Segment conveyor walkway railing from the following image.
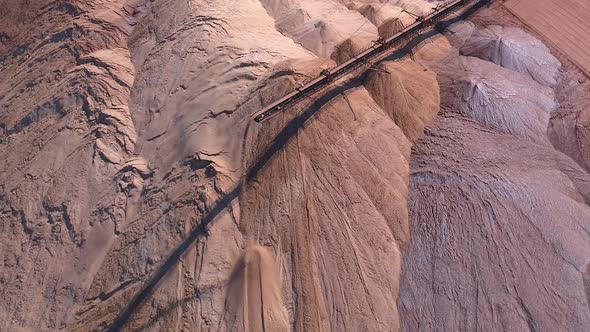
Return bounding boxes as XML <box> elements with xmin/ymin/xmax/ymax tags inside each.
<box><xmin>251</xmin><ymin>0</ymin><xmax>474</xmax><ymax>122</ymax></box>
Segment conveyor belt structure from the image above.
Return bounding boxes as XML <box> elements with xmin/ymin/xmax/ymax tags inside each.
<box><xmin>251</xmin><ymin>0</ymin><xmax>473</xmax><ymax>122</ymax></box>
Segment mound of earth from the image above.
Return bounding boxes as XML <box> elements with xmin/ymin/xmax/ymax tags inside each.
<box><xmin>331</xmin><ymin>37</ymin><xmax>370</xmax><ymax>64</ymax></box>
<box><xmin>431</xmin><ymin>55</ymin><xmax>557</xmax><ymax>145</ymax></box>
<box><xmin>412</xmin><ymin>34</ymin><xmax>453</xmax><ymax>61</ymax></box>
<box><xmin>0</xmin><ymin>0</ymin><xmax>311</xmax><ymax>329</ymax></box>
<box><xmin>358</xmin><ymin>3</ymin><xmax>414</xmax><ymax>28</ymax></box>
<box><xmin>399</xmin><ymin>112</ymin><xmax>590</xmax><ymax>332</ymax></box>
<box><xmin>274</xmin><ymin>1</ymin><xmax>377</xmax><ymax>57</ymax></box>
<box><xmin>365</xmin><ymin>59</ymin><xmax>440</xmax><ymax>142</ymax></box>
<box><xmin>2</xmin><ymin>0</ymin><xmax>589</xmax><ymax>331</ymax></box>
<box><xmin>241</xmin><ymin>88</ymin><xmax>409</xmax><ymax>330</ymax></box>
<box><xmin>258</xmin><ymin>0</ymin><xmax>296</xmax><ymax>17</ymax></box>
<box><xmin>549</xmin><ymin>68</ymin><xmax>590</xmax><ymax>172</ymax></box>
<box><xmin>443</xmin><ymin>21</ymin><xmax>476</xmax><ymax>48</ymax></box>
<box><xmin>223</xmin><ymin>245</ymin><xmax>289</xmax><ymax>331</ymax></box>
<box><xmin>378</xmin><ymin>17</ymin><xmax>407</xmax><ymax>38</ymax></box>
<box><xmin>240</xmin><ymin>61</ymin><xmax>433</xmax><ymax>329</ymax></box>
<box><xmin>399</xmin><ymin>13</ymin><xmax>590</xmax><ymax>332</ymax></box>
<box><xmin>461</xmin><ymin>25</ymin><xmax>561</xmax><ymax>86</ymax></box>
<box><xmin>388</xmin><ymin>0</ymin><xmax>438</xmax><ymax>16</ymax></box>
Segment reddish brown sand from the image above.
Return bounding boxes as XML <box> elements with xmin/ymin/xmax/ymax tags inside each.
<box><xmin>503</xmin><ymin>0</ymin><xmax>590</xmax><ymax>77</ymax></box>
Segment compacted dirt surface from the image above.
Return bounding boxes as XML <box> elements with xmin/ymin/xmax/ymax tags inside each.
<box><xmin>503</xmin><ymin>0</ymin><xmax>590</xmax><ymax>77</ymax></box>
<box><xmin>0</xmin><ymin>0</ymin><xmax>589</xmax><ymax>331</ymax></box>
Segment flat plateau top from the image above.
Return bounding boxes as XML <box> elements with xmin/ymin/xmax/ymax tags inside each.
<box><xmin>503</xmin><ymin>0</ymin><xmax>590</xmax><ymax>77</ymax></box>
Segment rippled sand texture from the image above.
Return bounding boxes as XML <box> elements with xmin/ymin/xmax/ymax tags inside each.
<box><xmin>1</xmin><ymin>0</ymin><xmax>589</xmax><ymax>331</ymax></box>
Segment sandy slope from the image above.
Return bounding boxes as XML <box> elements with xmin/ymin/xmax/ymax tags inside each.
<box><xmin>1</xmin><ymin>0</ymin><xmax>589</xmax><ymax>331</ymax></box>
<box><xmin>400</xmin><ymin>111</ymin><xmax>590</xmax><ymax>331</ymax></box>
<box><xmin>399</xmin><ymin>19</ymin><xmax>590</xmax><ymax>332</ymax></box>
<box><xmin>223</xmin><ymin>245</ymin><xmax>289</xmax><ymax>331</ymax></box>
<box><xmin>0</xmin><ymin>1</ymin><xmax>137</xmax><ymax>329</ymax></box>
<box><xmin>239</xmin><ymin>59</ymin><xmax>438</xmax><ymax>330</ymax></box>
<box><xmin>460</xmin><ymin>25</ymin><xmax>561</xmax><ymax>87</ymax></box>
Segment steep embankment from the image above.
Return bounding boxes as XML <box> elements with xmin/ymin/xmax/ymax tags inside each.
<box><xmin>239</xmin><ymin>55</ymin><xmax>440</xmax><ymax>330</ymax></box>
<box><xmin>71</xmin><ymin>0</ymin><xmax>315</xmax><ymax>330</ymax></box>
<box><xmin>0</xmin><ymin>0</ymin><xmax>309</xmax><ymax>329</ymax></box>
<box><xmin>223</xmin><ymin>245</ymin><xmax>289</xmax><ymax>331</ymax></box>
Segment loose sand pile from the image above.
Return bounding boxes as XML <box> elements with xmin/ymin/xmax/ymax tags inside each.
<box><xmin>378</xmin><ymin>17</ymin><xmax>407</xmax><ymax>38</ymax></box>
<box><xmin>400</xmin><ymin>112</ymin><xmax>590</xmax><ymax>332</ymax></box>
<box><xmin>358</xmin><ymin>3</ymin><xmax>414</xmax><ymax>28</ymax></box>
<box><xmin>365</xmin><ymin>60</ymin><xmax>440</xmax><ymax>142</ymax></box>
<box><xmin>443</xmin><ymin>20</ymin><xmax>476</xmax><ymax>48</ymax></box>
<box><xmin>399</xmin><ymin>12</ymin><xmax>590</xmax><ymax>332</ymax></box>
<box><xmin>274</xmin><ymin>1</ymin><xmax>377</xmax><ymax>57</ymax></box>
<box><xmin>223</xmin><ymin>246</ymin><xmax>289</xmax><ymax>332</ymax></box>
<box><xmin>237</xmin><ymin>53</ymin><xmax>441</xmax><ymax>330</ymax></box>
<box><xmin>431</xmin><ymin>55</ymin><xmax>557</xmax><ymax>145</ymax></box>
<box><xmin>331</xmin><ymin>37</ymin><xmax>370</xmax><ymax>64</ymax></box>
<box><xmin>388</xmin><ymin>0</ymin><xmax>438</xmax><ymax>16</ymax></box>
<box><xmin>412</xmin><ymin>34</ymin><xmax>453</xmax><ymax>61</ymax></box>
<box><xmin>461</xmin><ymin>25</ymin><xmax>561</xmax><ymax>86</ymax></box>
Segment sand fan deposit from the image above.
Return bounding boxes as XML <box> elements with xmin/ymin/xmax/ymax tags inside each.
<box><xmin>223</xmin><ymin>246</ymin><xmax>289</xmax><ymax>332</ymax></box>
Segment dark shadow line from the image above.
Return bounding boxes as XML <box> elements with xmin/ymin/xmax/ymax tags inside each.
<box><xmin>108</xmin><ymin>1</ymin><xmax>491</xmax><ymax>330</ymax></box>
<box><xmin>245</xmin><ymin>79</ymin><xmax>362</xmax><ymax>182</ymax></box>
<box><xmin>107</xmin><ymin>186</ymin><xmax>240</xmax><ymax>332</ymax></box>
<box><xmin>129</xmin><ymin>282</ymin><xmax>221</xmax><ymax>332</ymax></box>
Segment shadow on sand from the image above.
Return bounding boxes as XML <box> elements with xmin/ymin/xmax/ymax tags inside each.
<box><xmin>108</xmin><ymin>1</ymin><xmax>491</xmax><ymax>330</ymax></box>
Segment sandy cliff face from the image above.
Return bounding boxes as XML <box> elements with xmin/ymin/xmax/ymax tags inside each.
<box><xmin>1</xmin><ymin>0</ymin><xmax>589</xmax><ymax>331</ymax></box>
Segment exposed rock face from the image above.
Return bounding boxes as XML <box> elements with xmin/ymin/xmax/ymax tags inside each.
<box><xmin>1</xmin><ymin>1</ymin><xmax>589</xmax><ymax>331</ymax></box>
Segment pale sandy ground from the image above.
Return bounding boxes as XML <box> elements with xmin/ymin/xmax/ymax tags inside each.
<box><xmin>503</xmin><ymin>0</ymin><xmax>590</xmax><ymax>77</ymax></box>
<box><xmin>471</xmin><ymin>1</ymin><xmax>590</xmax><ymax>176</ymax></box>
